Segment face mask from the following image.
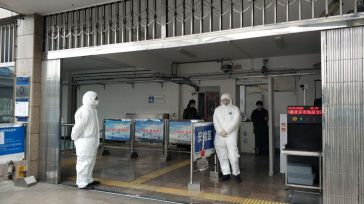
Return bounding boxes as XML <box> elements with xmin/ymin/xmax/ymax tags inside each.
<box><xmin>222</xmin><ymin>99</ymin><xmax>230</xmax><ymax>106</ymax></box>
<box><xmin>92</xmin><ymin>100</ymin><xmax>99</xmax><ymax>107</ymax></box>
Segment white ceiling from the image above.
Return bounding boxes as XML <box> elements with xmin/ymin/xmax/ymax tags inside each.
<box><xmin>0</xmin><ymin>0</ymin><xmax>117</xmax><ymax>15</ymax></box>
<box><xmin>63</xmin><ymin>31</ymin><xmax>320</xmax><ymax>72</ymax></box>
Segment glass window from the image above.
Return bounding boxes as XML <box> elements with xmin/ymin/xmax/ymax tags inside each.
<box><xmin>0</xmin><ymin>66</ymin><xmax>14</xmax><ymax>123</ymax></box>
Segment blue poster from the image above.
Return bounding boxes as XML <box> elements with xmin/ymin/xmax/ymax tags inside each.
<box><xmin>193</xmin><ymin>122</ymin><xmax>215</xmax><ymax>161</ymax></box>
<box><xmin>104</xmin><ymin>119</ymin><xmax>131</xmax><ymax>141</ymax></box>
<box><xmin>0</xmin><ymin>124</ymin><xmax>25</xmax><ymax>164</ymax></box>
<box><xmin>169</xmin><ymin>121</ymin><xmax>192</xmax><ymax>144</ymax></box>
<box><xmin>135</xmin><ymin>119</ymin><xmax>164</xmax><ymax>142</ymax></box>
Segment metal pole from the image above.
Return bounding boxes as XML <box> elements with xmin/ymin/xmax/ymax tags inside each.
<box><xmin>191</xmin><ymin>0</ymin><xmax>195</xmax><ymax>34</ymax></box>
<box><xmin>173</xmin><ymin>0</ymin><xmax>177</xmax><ymax>36</ymax></box>
<box><xmin>273</xmin><ymin>0</ymin><xmax>277</xmax><ymax>23</ymax></box>
<box><xmin>263</xmin><ymin>0</ymin><xmax>266</xmax><ymax>25</ymax></box>
<box><xmin>114</xmin><ymin>3</ymin><xmax>119</xmax><ymax>43</ymax></box>
<box><xmin>268</xmin><ymin>77</ymin><xmax>274</xmax><ymax>176</ymax></box>
<box><xmin>325</xmin><ymin>0</ymin><xmax>328</xmax><ymax>16</ymax></box>
<box><xmin>153</xmin><ymin>0</ymin><xmax>157</xmax><ymax>39</ymax></box>
<box><xmin>210</xmin><ymin>0</ymin><xmax>213</xmax><ymax>32</ymax></box>
<box><xmin>11</xmin><ymin>24</ymin><xmax>14</xmax><ymax>61</ymax></box>
<box><xmin>200</xmin><ymin>0</ymin><xmax>204</xmax><ymax>33</ymax></box>
<box><xmin>100</xmin><ymin>6</ymin><xmax>105</xmax><ymax>45</ymax></box>
<box><xmin>137</xmin><ymin>0</ymin><xmax>141</xmax><ymax>41</ymax></box>
<box><xmin>240</xmin><ymin>0</ymin><xmax>243</xmax><ymax>27</ymax></box>
<box><xmin>102</xmin><ymin>120</ymin><xmax>106</xmax><ymax>154</ymax></box>
<box><xmin>130</xmin><ymin>2</ymin><xmax>133</xmax><ymax>42</ymax></box>
<box><xmin>7</xmin><ymin>25</ymin><xmax>10</xmax><ymax>62</ymax></box>
<box><xmin>311</xmin><ymin>0</ymin><xmax>315</xmax><ymax>19</ymax></box>
<box><xmin>163</xmin><ymin>119</ymin><xmax>169</xmax><ymax>160</ymax></box>
<box><xmin>123</xmin><ymin>1</ymin><xmax>126</xmax><ymax>42</ymax></box>
<box><xmin>81</xmin><ymin>10</ymin><xmax>85</xmax><ymax>47</ymax></box>
<box><xmin>229</xmin><ymin>0</ymin><xmax>233</xmax><ymax>29</ymax></box>
<box><xmin>298</xmin><ymin>0</ymin><xmax>302</xmax><ymax>20</ymax></box>
<box><xmin>93</xmin><ymin>8</ymin><xmax>98</xmax><ymax>46</ymax></box>
<box><xmin>340</xmin><ymin>0</ymin><xmax>343</xmax><ymax>15</ymax></box>
<box><xmin>220</xmin><ymin>0</ymin><xmax>223</xmax><ymax>30</ymax></box>
<box><xmin>190</xmin><ymin>122</ymin><xmax>194</xmax><ymax>184</ymax></box>
<box><xmin>107</xmin><ymin>4</ymin><xmax>111</xmax><ymax>44</ymax></box>
<box><xmin>145</xmin><ymin>0</ymin><xmax>149</xmax><ymax>40</ymax></box>
<box><xmin>251</xmin><ymin>0</ymin><xmax>255</xmax><ymax>26</ymax></box>
<box><xmin>87</xmin><ymin>9</ymin><xmax>91</xmax><ymax>46</ymax></box>
<box><xmin>56</xmin><ymin>15</ymin><xmax>60</xmax><ymax>51</ymax></box>
<box><xmin>286</xmin><ymin>0</ymin><xmax>289</xmax><ymax>22</ymax></box>
<box><xmin>182</xmin><ymin>0</ymin><xmax>186</xmax><ymax>35</ymax></box>
<box><xmin>161</xmin><ymin>0</ymin><xmax>167</xmax><ymax>39</ymax></box>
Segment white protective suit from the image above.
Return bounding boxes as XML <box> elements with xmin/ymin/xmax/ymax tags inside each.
<box><xmin>71</xmin><ymin>91</ymin><xmax>100</xmax><ymax>188</ymax></box>
<box><xmin>213</xmin><ymin>93</ymin><xmax>242</xmax><ymax>176</ymax></box>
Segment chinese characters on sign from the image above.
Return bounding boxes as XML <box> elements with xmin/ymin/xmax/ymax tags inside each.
<box><xmin>104</xmin><ymin>119</ymin><xmax>131</xmax><ymax>141</ymax></box>
<box><xmin>169</xmin><ymin>121</ymin><xmax>192</xmax><ymax>144</ymax></box>
<box><xmin>0</xmin><ymin>124</ymin><xmax>25</xmax><ymax>164</ymax></box>
<box><xmin>193</xmin><ymin>122</ymin><xmax>215</xmax><ymax>161</ymax></box>
<box><xmin>135</xmin><ymin>119</ymin><xmax>164</xmax><ymax>142</ymax></box>
<box><xmin>287</xmin><ymin>106</ymin><xmax>322</xmax><ymax>115</ymax></box>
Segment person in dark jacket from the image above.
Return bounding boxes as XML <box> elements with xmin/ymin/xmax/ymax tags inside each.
<box><xmin>183</xmin><ymin>99</ymin><xmax>200</xmax><ymax>120</ymax></box>
<box><xmin>251</xmin><ymin>101</ymin><xmax>269</xmax><ymax>156</ymax></box>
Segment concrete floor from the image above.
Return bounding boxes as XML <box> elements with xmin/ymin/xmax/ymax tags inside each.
<box><xmin>60</xmin><ymin>145</ymin><xmax>322</xmax><ymax>203</ymax></box>
<box><xmin>0</xmin><ymin>181</ymin><xmax>177</xmax><ymax>204</ymax></box>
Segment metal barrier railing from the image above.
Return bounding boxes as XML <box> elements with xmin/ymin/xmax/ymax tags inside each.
<box><xmin>101</xmin><ymin>119</ymin><xmax>174</xmax><ymax>160</ymax></box>
<box><xmin>60</xmin><ymin>123</ymin><xmax>75</xmax><ymax>150</ymax></box>
<box><xmin>44</xmin><ymin>0</ymin><xmax>364</xmax><ymax>51</ymax></box>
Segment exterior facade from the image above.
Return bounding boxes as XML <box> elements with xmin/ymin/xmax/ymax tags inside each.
<box><xmin>0</xmin><ymin>0</ymin><xmax>364</xmax><ymax>203</ymax></box>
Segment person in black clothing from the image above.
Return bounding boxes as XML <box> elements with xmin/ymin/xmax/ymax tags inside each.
<box><xmin>251</xmin><ymin>101</ymin><xmax>269</xmax><ymax>156</ymax></box>
<box><xmin>183</xmin><ymin>99</ymin><xmax>200</xmax><ymax>120</ymax></box>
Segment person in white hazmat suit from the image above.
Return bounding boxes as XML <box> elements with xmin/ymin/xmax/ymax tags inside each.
<box><xmin>71</xmin><ymin>91</ymin><xmax>101</xmax><ymax>189</ymax></box>
<box><xmin>213</xmin><ymin>93</ymin><xmax>242</xmax><ymax>183</ymax></box>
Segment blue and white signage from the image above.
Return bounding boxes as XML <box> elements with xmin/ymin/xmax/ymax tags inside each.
<box><xmin>104</xmin><ymin>119</ymin><xmax>131</xmax><ymax>141</ymax></box>
<box><xmin>0</xmin><ymin>124</ymin><xmax>25</xmax><ymax>164</ymax></box>
<box><xmin>193</xmin><ymin>122</ymin><xmax>215</xmax><ymax>161</ymax></box>
<box><xmin>169</xmin><ymin>121</ymin><xmax>192</xmax><ymax>144</ymax></box>
<box><xmin>135</xmin><ymin>119</ymin><xmax>164</xmax><ymax>142</ymax></box>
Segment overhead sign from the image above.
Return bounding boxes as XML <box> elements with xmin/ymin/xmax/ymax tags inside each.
<box><xmin>0</xmin><ymin>124</ymin><xmax>25</xmax><ymax>164</ymax></box>
<box><xmin>135</xmin><ymin>119</ymin><xmax>164</xmax><ymax>142</ymax></box>
<box><xmin>169</xmin><ymin>121</ymin><xmax>192</xmax><ymax>144</ymax></box>
<box><xmin>288</xmin><ymin>106</ymin><xmax>322</xmax><ymax>115</ymax></box>
<box><xmin>193</xmin><ymin>122</ymin><xmax>215</xmax><ymax>161</ymax></box>
<box><xmin>104</xmin><ymin>119</ymin><xmax>131</xmax><ymax>141</ymax></box>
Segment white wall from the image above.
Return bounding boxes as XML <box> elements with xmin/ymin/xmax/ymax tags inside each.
<box><xmin>62</xmin><ymin>53</ymin><xmax>321</xmax><ymax>132</ymax></box>
<box><xmin>74</xmin><ymin>82</ymin><xmax>179</xmax><ymax>125</ymax></box>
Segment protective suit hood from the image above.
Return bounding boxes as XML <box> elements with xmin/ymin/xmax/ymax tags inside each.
<box><xmin>82</xmin><ymin>91</ymin><xmax>99</xmax><ymax>107</ymax></box>
<box><xmin>221</xmin><ymin>93</ymin><xmax>232</xmax><ymax>106</ymax></box>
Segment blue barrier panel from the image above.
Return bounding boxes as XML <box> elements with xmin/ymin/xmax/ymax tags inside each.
<box><xmin>135</xmin><ymin>119</ymin><xmax>164</xmax><ymax>142</ymax></box>
<box><xmin>104</xmin><ymin>119</ymin><xmax>131</xmax><ymax>141</ymax></box>
<box><xmin>193</xmin><ymin>122</ymin><xmax>215</xmax><ymax>161</ymax></box>
<box><xmin>169</xmin><ymin>121</ymin><xmax>192</xmax><ymax>144</ymax></box>
<box><xmin>0</xmin><ymin>124</ymin><xmax>25</xmax><ymax>164</ymax></box>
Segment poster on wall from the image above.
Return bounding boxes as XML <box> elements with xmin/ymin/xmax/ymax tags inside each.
<box><xmin>15</xmin><ymin>77</ymin><xmax>30</xmax><ymax>120</ymax></box>
<box><xmin>135</xmin><ymin>119</ymin><xmax>164</xmax><ymax>142</ymax></box>
<box><xmin>148</xmin><ymin>95</ymin><xmax>165</xmax><ymax>104</ymax></box>
<box><xmin>169</xmin><ymin>121</ymin><xmax>192</xmax><ymax>144</ymax></box>
<box><xmin>193</xmin><ymin>122</ymin><xmax>215</xmax><ymax>161</ymax></box>
<box><xmin>0</xmin><ymin>124</ymin><xmax>25</xmax><ymax>164</ymax></box>
<box><xmin>104</xmin><ymin>119</ymin><xmax>131</xmax><ymax>141</ymax></box>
